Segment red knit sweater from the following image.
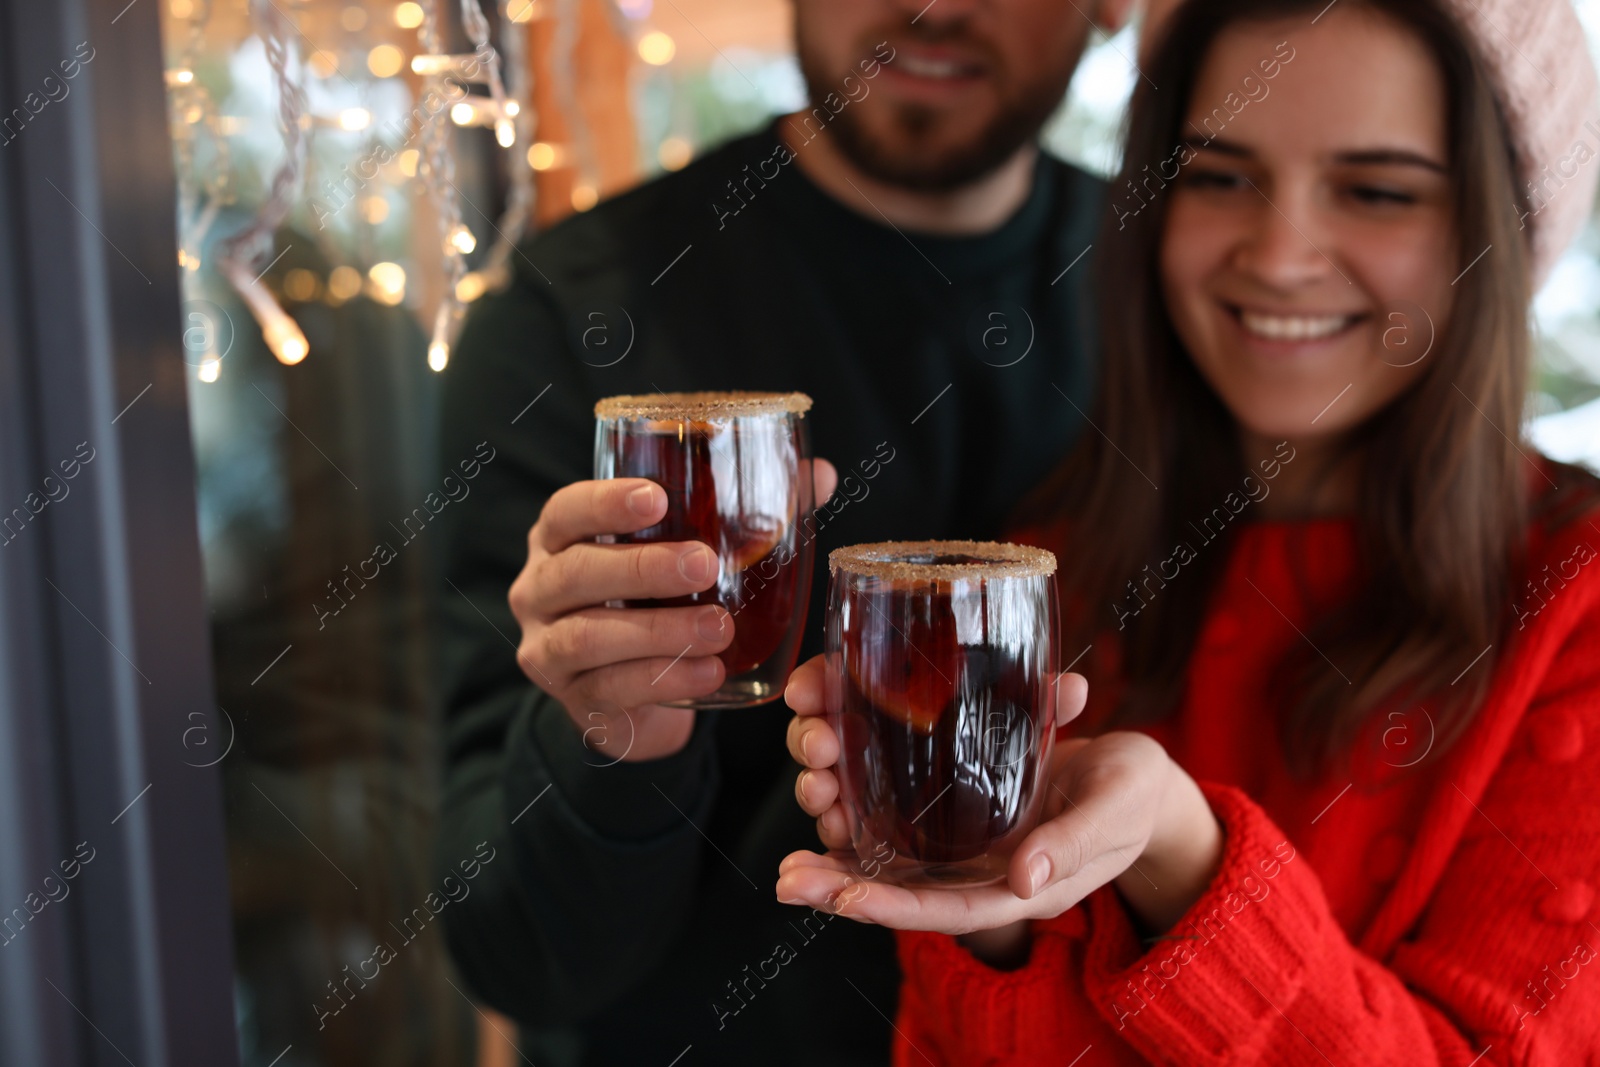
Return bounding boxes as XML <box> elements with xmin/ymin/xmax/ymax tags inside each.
<box><xmin>892</xmin><ymin>508</ymin><xmax>1600</xmax><ymax>1065</ymax></box>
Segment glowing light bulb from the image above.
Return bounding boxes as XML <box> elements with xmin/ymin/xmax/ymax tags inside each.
<box><xmin>504</xmin><ymin>100</ymin><xmax>521</xmax><ymax>118</ymax></box>
<box><xmin>571</xmin><ymin>185</ymin><xmax>598</xmax><ymax>212</ymax></box>
<box><xmin>658</xmin><ymin>136</ymin><xmax>692</xmax><ymax>171</ymax></box>
<box><xmin>395</xmin><ymin>2</ymin><xmax>425</xmax><ymax>28</ymax></box>
<box><xmin>367</xmin><ymin>261</ymin><xmax>407</xmax><ymax>305</ymax></box>
<box><xmin>455</xmin><ymin>272</ymin><xmax>487</xmax><ymax>303</ymax></box>
<box><xmin>166</xmin><ymin>68</ymin><xmax>195</xmax><ymax>87</ymax></box>
<box><xmin>367</xmin><ymin>44</ymin><xmax>405</xmax><ymax>78</ymax></box>
<box><xmin>526</xmin><ymin>141</ymin><xmax>558</xmax><ymax>170</ymax></box>
<box><xmin>410</xmin><ymin>54</ymin><xmax>459</xmax><ymax>76</ymax></box>
<box><xmin>360</xmin><ymin>196</ymin><xmax>390</xmax><ymax>224</ymax></box>
<box><xmin>450</xmin><ymin>102</ymin><xmax>475</xmax><ymax>126</ymax></box>
<box><xmin>428</xmin><ymin>341</ymin><xmax>449</xmax><ymax>372</ymax></box>
<box><xmin>328</xmin><ymin>265</ymin><xmax>363</xmax><ymax>302</ymax></box>
<box><xmin>230</xmin><ymin>267</ymin><xmax>309</xmax><ymax>367</ymax></box>
<box><xmin>495</xmin><ymin>118</ymin><xmax>516</xmax><ymax>147</ymax></box>
<box><xmin>338</xmin><ymin>107</ymin><xmax>371</xmax><ymax>131</ymax></box>
<box><xmin>637</xmin><ymin>31</ymin><xmax>675</xmax><ymax>66</ymax></box>
<box><xmin>264</xmin><ymin>316</ymin><xmax>309</xmax><ymax>365</ymax></box>
<box><xmin>447</xmin><ymin>225</ymin><xmax>478</xmax><ymax>255</ymax></box>
<box><xmin>198</xmin><ymin>357</ymin><xmax>221</xmax><ymax>382</ymax></box>
<box><xmin>283</xmin><ymin>268</ymin><xmax>321</xmax><ymax>302</ymax></box>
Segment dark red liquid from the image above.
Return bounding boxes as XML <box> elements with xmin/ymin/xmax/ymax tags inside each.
<box><xmin>833</xmin><ymin>576</ymin><xmax>1046</xmax><ymax>867</ymax></box>
<box><xmin>613</xmin><ymin>421</ymin><xmax>801</xmax><ymax>676</ymax></box>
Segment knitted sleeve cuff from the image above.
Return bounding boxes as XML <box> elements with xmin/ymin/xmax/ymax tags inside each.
<box><xmin>1080</xmin><ymin>781</ymin><xmax>1337</xmax><ymax>1061</ymax></box>
<box><xmin>891</xmin><ymin>907</ymin><xmax>1091</xmax><ymax>1064</ymax></box>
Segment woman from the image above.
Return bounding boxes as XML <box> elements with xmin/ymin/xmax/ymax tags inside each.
<box><xmin>778</xmin><ymin>0</ymin><xmax>1600</xmax><ymax>1061</ymax></box>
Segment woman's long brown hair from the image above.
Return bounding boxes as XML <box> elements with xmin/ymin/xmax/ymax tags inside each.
<box><xmin>1019</xmin><ymin>0</ymin><xmax>1600</xmax><ymax>773</ymax></box>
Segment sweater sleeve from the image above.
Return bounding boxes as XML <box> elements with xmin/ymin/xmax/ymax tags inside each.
<box><xmin>894</xmin><ymin>541</ymin><xmax>1600</xmax><ymax>1066</ymax></box>
<box><xmin>432</xmin><ymin>266</ymin><xmax>722</xmax><ymax>1024</ymax></box>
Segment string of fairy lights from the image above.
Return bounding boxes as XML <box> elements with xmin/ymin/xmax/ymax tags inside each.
<box><xmin>166</xmin><ymin>0</ymin><xmax>687</xmax><ymax>378</ymax></box>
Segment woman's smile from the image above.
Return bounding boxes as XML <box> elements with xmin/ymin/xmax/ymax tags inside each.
<box><xmin>1226</xmin><ymin>303</ymin><xmax>1370</xmax><ymax>348</ymax></box>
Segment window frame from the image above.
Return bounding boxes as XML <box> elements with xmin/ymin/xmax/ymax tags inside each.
<box><xmin>0</xmin><ymin>1</ymin><xmax>238</xmax><ymax>1063</ymax></box>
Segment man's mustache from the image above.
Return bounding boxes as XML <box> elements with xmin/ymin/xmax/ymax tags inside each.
<box><xmin>862</xmin><ymin>16</ymin><xmax>999</xmax><ymax>67</ymax></box>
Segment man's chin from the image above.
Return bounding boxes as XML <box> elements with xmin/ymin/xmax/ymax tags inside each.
<box><xmin>827</xmin><ymin>108</ymin><xmax>1035</xmax><ymax>192</ymax></box>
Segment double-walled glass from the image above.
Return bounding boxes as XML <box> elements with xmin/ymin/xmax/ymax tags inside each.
<box><xmin>594</xmin><ymin>391</ymin><xmax>815</xmax><ymax>708</ymax></box>
<box><xmin>826</xmin><ymin>541</ymin><xmax>1059</xmax><ymax>887</ymax></box>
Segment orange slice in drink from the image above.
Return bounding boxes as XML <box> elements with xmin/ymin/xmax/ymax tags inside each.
<box><xmin>726</xmin><ymin>523</ymin><xmax>784</xmax><ymax>573</ymax></box>
<box><xmin>846</xmin><ymin>606</ymin><xmax>960</xmax><ymax>734</ymax></box>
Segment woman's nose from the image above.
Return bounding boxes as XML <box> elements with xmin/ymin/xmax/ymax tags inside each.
<box><xmin>1230</xmin><ymin>184</ymin><xmax>1346</xmax><ymax>291</ymax></box>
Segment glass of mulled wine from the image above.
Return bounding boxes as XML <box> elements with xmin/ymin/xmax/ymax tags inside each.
<box><xmin>826</xmin><ymin>541</ymin><xmax>1059</xmax><ymax>888</ymax></box>
<box><xmin>594</xmin><ymin>391</ymin><xmax>815</xmax><ymax>708</ymax></box>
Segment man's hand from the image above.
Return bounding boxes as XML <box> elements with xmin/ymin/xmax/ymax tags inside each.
<box><xmin>510</xmin><ymin>461</ymin><xmax>836</xmax><ymax>763</ymax></box>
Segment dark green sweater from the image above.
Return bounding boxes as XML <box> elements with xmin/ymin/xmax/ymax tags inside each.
<box><xmin>434</xmin><ymin>119</ymin><xmax>1103</xmax><ymax>1066</ymax></box>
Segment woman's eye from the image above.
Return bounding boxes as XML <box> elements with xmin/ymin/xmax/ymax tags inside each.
<box><xmin>1182</xmin><ymin>168</ymin><xmax>1248</xmax><ymax>191</ymax></box>
<box><xmin>1348</xmin><ymin>185</ymin><xmax>1416</xmax><ymax>205</ymax></box>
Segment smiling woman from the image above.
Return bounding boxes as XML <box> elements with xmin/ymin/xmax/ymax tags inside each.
<box><xmin>1033</xmin><ymin>0</ymin><xmax>1578</xmax><ymax>760</ymax></box>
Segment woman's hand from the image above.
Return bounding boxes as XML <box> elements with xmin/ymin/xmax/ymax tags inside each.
<box><xmin>777</xmin><ymin>656</ymin><xmax>1224</xmax><ymax>951</ymax></box>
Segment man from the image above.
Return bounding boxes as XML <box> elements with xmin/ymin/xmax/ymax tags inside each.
<box><xmin>434</xmin><ymin>0</ymin><xmax>1134</xmax><ymax>1062</ymax></box>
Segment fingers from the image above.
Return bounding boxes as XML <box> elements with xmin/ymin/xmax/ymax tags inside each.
<box><xmin>811</xmin><ymin>457</ymin><xmax>838</xmax><ymax>508</ymax></box>
<box><xmin>816</xmin><ymin>805</ymin><xmax>851</xmax><ymax>851</ymax></box>
<box><xmin>774</xmin><ymin>853</ymin><xmax>907</xmax><ymax>921</ymax></box>
<box><xmin>783</xmin><ymin>654</ymin><xmax>827</xmax><ymax>717</ymax></box>
<box><xmin>534</xmin><ymin>604</ymin><xmax>732</xmax><ymax>683</ymax></box>
<box><xmin>1055</xmin><ymin>671</ymin><xmax>1089</xmax><ymax>729</ymax></box>
<box><xmin>775</xmin><ymin>854</ymin><xmax>1027</xmax><ymax>931</ymax></box>
<box><xmin>786</xmin><ymin>710</ymin><xmax>839</xmax><ymax>769</ymax></box>
<box><xmin>793</xmin><ymin>766</ymin><xmax>839</xmax><ymax>817</ymax></box>
<box><xmin>527</xmin><ymin>541</ymin><xmax>719</xmax><ymax>618</ymax></box>
<box><xmin>777</xmin><ymin>849</ymin><xmax>855</xmax><ymax>878</ymax></box>
<box><xmin>565</xmin><ymin>652</ymin><xmax>726</xmax><ymax>710</ymax></box>
<box><xmin>534</xmin><ymin>479</ymin><xmax>667</xmax><ymax>554</ymax></box>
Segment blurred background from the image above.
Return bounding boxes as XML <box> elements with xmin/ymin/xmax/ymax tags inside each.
<box><xmin>161</xmin><ymin>1</ymin><xmax>1600</xmax><ymax>1064</ymax></box>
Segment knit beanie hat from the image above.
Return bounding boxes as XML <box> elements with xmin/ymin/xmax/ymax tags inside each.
<box><xmin>1443</xmin><ymin>0</ymin><xmax>1600</xmax><ymax>286</ymax></box>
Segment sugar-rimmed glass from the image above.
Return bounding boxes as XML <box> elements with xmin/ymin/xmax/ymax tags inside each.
<box><xmin>594</xmin><ymin>391</ymin><xmax>814</xmax><ymax>708</ymax></box>
<box><xmin>826</xmin><ymin>540</ymin><xmax>1059</xmax><ymax>887</ymax></box>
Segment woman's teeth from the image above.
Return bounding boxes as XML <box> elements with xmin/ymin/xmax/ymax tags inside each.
<box><xmin>1239</xmin><ymin>310</ymin><xmax>1355</xmax><ymax>341</ymax></box>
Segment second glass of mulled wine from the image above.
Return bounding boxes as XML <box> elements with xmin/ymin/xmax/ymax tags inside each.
<box><xmin>826</xmin><ymin>540</ymin><xmax>1059</xmax><ymax>888</ymax></box>
<box><xmin>594</xmin><ymin>391</ymin><xmax>815</xmax><ymax>708</ymax></box>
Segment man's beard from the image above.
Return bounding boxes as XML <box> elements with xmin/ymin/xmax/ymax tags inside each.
<box><xmin>795</xmin><ymin>31</ymin><xmax>1075</xmax><ymax>192</ymax></box>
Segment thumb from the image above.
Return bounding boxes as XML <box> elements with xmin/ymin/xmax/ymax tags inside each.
<box><xmin>1054</xmin><ymin>671</ymin><xmax>1088</xmax><ymax>729</ymax></box>
<box><xmin>811</xmin><ymin>458</ymin><xmax>838</xmax><ymax>508</ymax></box>
<box><xmin>1007</xmin><ymin>786</ymin><xmax>1131</xmax><ymax>901</ymax></box>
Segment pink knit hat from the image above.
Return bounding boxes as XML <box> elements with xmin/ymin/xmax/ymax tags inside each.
<box><xmin>1443</xmin><ymin>0</ymin><xmax>1600</xmax><ymax>286</ymax></box>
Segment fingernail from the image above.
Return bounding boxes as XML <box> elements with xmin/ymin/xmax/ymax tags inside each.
<box><xmin>697</xmin><ymin>607</ymin><xmax>728</xmax><ymax>643</ymax></box>
<box><xmin>799</xmin><ymin>728</ymin><xmax>814</xmax><ymax>763</ymax></box>
<box><xmin>691</xmin><ymin>656</ymin><xmax>720</xmax><ymax>683</ymax></box>
<box><xmin>797</xmin><ymin>771</ymin><xmax>812</xmax><ymax>804</ymax></box>
<box><xmin>627</xmin><ymin>485</ymin><xmax>659</xmax><ymax>517</ymax></box>
<box><xmin>1027</xmin><ymin>854</ymin><xmax>1051</xmax><ymax>897</ymax></box>
<box><xmin>678</xmin><ymin>546</ymin><xmax>714</xmax><ymax>584</ymax></box>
